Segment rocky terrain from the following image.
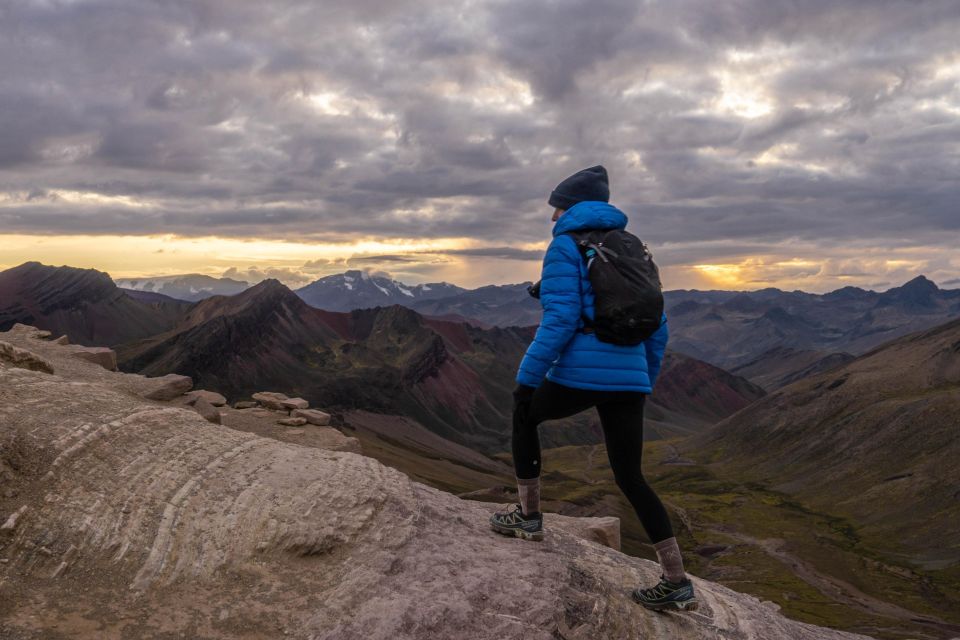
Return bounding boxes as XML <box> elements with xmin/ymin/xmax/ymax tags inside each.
<box><xmin>0</xmin><ymin>323</ymin><xmax>873</xmax><ymax>639</ymax></box>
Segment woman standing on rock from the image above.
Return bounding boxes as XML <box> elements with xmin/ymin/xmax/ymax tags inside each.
<box><xmin>489</xmin><ymin>165</ymin><xmax>697</xmax><ymax>612</ymax></box>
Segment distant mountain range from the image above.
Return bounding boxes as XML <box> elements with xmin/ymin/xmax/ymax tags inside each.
<box><xmin>664</xmin><ymin>275</ymin><xmax>960</xmax><ymax>369</ymax></box>
<box><xmin>296</xmin><ymin>270</ymin><xmax>466</xmax><ymax>308</ymax></box>
<box><xmin>0</xmin><ymin>261</ymin><xmax>761</xmax><ymax>454</ymax></box>
<box><xmin>109</xmin><ymin>268</ymin><xmax>960</xmax><ymax>376</ymax></box>
<box><xmin>114</xmin><ymin>273</ymin><xmax>250</xmax><ymax>302</ymax></box>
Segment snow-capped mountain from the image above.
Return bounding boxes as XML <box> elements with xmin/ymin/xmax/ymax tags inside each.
<box><xmin>294</xmin><ymin>270</ymin><xmax>467</xmax><ymax>311</ymax></box>
<box><xmin>114</xmin><ymin>274</ymin><xmax>250</xmax><ymax>302</ymax></box>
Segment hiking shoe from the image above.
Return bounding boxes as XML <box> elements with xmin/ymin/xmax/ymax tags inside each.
<box><xmin>632</xmin><ymin>574</ymin><xmax>698</xmax><ymax>611</ymax></box>
<box><xmin>490</xmin><ymin>504</ymin><xmax>544</xmax><ymax>541</ymax></box>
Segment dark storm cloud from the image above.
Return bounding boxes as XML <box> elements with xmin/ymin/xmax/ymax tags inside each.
<box><xmin>1</xmin><ymin>0</ymin><xmax>958</xmax><ymax>265</ymax></box>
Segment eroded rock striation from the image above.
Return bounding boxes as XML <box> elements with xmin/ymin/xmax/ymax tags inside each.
<box><xmin>0</xmin><ymin>325</ymin><xmax>870</xmax><ymax>640</ymax></box>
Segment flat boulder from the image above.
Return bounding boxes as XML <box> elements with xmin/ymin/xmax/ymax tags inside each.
<box><xmin>278</xmin><ymin>417</ymin><xmax>307</xmax><ymax>426</ymax></box>
<box><xmin>142</xmin><ymin>374</ymin><xmax>193</xmax><ymax>401</ymax></box>
<box><xmin>69</xmin><ymin>346</ymin><xmax>117</xmax><ymax>371</ymax></box>
<box><xmin>52</xmin><ymin>335</ymin><xmax>70</xmax><ymax>345</ymax></box>
<box><xmin>292</xmin><ymin>408</ymin><xmax>331</xmax><ymax>426</ymax></box>
<box><xmin>280</xmin><ymin>397</ymin><xmax>309</xmax><ymax>411</ymax></box>
<box><xmin>233</xmin><ymin>401</ymin><xmax>258</xmax><ymax>409</ymax></box>
<box><xmin>185</xmin><ymin>390</ymin><xmax>227</xmax><ymax>407</ymax></box>
<box><xmin>252</xmin><ymin>391</ymin><xmax>290</xmax><ymax>410</ymax></box>
<box><xmin>0</xmin><ymin>341</ymin><xmax>54</xmax><ymax>374</ymax></box>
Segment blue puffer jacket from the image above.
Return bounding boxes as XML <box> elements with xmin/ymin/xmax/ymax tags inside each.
<box><xmin>516</xmin><ymin>201</ymin><xmax>668</xmax><ymax>393</ymax></box>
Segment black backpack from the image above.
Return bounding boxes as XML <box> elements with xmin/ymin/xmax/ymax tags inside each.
<box><xmin>566</xmin><ymin>229</ymin><xmax>664</xmax><ymax>345</ymax></box>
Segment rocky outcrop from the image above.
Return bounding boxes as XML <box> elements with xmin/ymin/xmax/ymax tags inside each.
<box><xmin>0</xmin><ymin>324</ymin><xmax>870</xmax><ymax>640</ymax></box>
<box><xmin>0</xmin><ymin>340</ymin><xmax>54</xmax><ymax>374</ymax></box>
<box><xmin>252</xmin><ymin>391</ymin><xmax>293</xmax><ymax>410</ymax></box>
<box><xmin>69</xmin><ymin>345</ymin><xmax>118</xmax><ymax>371</ymax></box>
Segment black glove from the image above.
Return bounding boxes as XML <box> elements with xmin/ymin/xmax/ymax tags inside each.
<box><xmin>513</xmin><ymin>384</ymin><xmax>536</xmax><ymax>424</ymax></box>
<box><xmin>527</xmin><ymin>280</ymin><xmax>542</xmax><ymax>299</ymax></box>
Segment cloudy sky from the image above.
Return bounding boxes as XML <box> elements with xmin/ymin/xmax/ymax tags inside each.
<box><xmin>1</xmin><ymin>0</ymin><xmax>958</xmax><ymax>292</ymax></box>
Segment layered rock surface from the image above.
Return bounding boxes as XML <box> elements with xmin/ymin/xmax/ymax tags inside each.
<box><xmin>0</xmin><ymin>325</ymin><xmax>869</xmax><ymax>639</ymax></box>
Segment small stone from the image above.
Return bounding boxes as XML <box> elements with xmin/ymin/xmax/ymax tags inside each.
<box><xmin>291</xmin><ymin>409</ymin><xmax>331</xmax><ymax>426</ymax></box>
<box><xmin>585</xmin><ymin>517</ymin><xmax>621</xmax><ymax>551</ymax></box>
<box><xmin>143</xmin><ymin>374</ymin><xmax>194</xmax><ymax>401</ymax></box>
<box><xmin>30</xmin><ymin>330</ymin><xmax>52</xmax><ymax>339</ymax></box>
<box><xmin>280</xmin><ymin>398</ymin><xmax>309</xmax><ymax>411</ymax></box>
<box><xmin>192</xmin><ymin>397</ymin><xmax>222</xmax><ymax>424</ymax></box>
<box><xmin>185</xmin><ymin>390</ymin><xmax>227</xmax><ymax>407</ymax></box>
<box><xmin>1</xmin><ymin>505</ymin><xmax>28</xmax><ymax>532</ymax></box>
<box><xmin>278</xmin><ymin>417</ymin><xmax>307</xmax><ymax>426</ymax></box>
<box><xmin>53</xmin><ymin>335</ymin><xmax>70</xmax><ymax>345</ymax></box>
<box><xmin>234</xmin><ymin>401</ymin><xmax>258</xmax><ymax>409</ymax></box>
<box><xmin>69</xmin><ymin>346</ymin><xmax>117</xmax><ymax>371</ymax></box>
<box><xmin>252</xmin><ymin>391</ymin><xmax>290</xmax><ymax>410</ymax></box>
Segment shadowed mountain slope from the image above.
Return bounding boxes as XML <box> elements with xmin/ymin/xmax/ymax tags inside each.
<box><xmin>0</xmin><ymin>261</ymin><xmax>189</xmax><ymax>346</ymax></box>
<box><xmin>685</xmin><ymin>314</ymin><xmax>960</xmax><ymax>566</ymax></box>
<box><xmin>729</xmin><ymin>346</ymin><xmax>856</xmax><ymax>391</ymax></box>
<box><xmin>654</xmin><ymin>352</ymin><xmax>767</xmax><ymax>425</ymax></box>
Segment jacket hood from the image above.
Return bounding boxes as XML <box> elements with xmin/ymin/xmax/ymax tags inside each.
<box><xmin>551</xmin><ymin>201</ymin><xmax>628</xmax><ymax>237</ymax></box>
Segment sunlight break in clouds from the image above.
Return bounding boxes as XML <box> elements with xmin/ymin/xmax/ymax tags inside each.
<box><xmin>0</xmin><ymin>0</ymin><xmax>958</xmax><ymax>291</ymax></box>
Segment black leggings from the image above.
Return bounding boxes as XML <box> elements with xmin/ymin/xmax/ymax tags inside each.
<box><xmin>512</xmin><ymin>378</ymin><xmax>675</xmax><ymax>543</ymax></box>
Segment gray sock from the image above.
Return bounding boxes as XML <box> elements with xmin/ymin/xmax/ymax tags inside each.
<box><xmin>516</xmin><ymin>476</ymin><xmax>540</xmax><ymax>516</ymax></box>
<box><xmin>653</xmin><ymin>537</ymin><xmax>687</xmax><ymax>583</ymax></box>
